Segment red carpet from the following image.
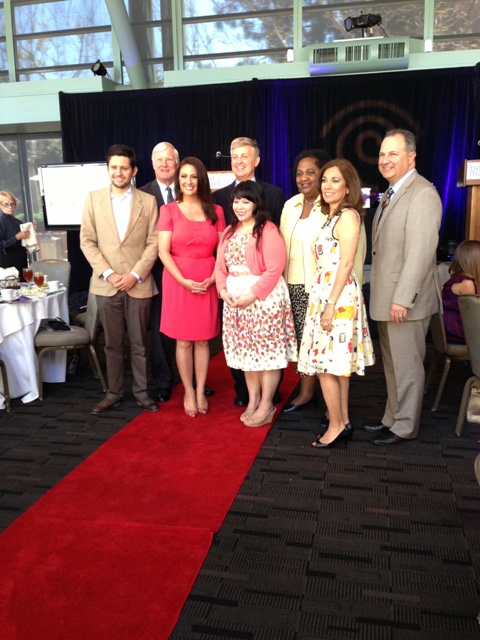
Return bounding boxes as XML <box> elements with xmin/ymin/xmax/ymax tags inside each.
<box><xmin>0</xmin><ymin>515</ymin><xmax>211</xmax><ymax>640</ymax></box>
<box><xmin>0</xmin><ymin>353</ymin><xmax>298</xmax><ymax>639</ymax></box>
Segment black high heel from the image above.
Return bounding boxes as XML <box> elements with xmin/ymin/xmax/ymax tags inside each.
<box><xmin>282</xmin><ymin>395</ymin><xmax>318</xmax><ymax>413</ymax></box>
<box><xmin>312</xmin><ymin>425</ymin><xmax>352</xmax><ymax>449</ymax></box>
<box><xmin>315</xmin><ymin>413</ymin><xmax>330</xmax><ymax>437</ymax></box>
<box><xmin>316</xmin><ymin>421</ymin><xmax>352</xmax><ymax>440</ymax></box>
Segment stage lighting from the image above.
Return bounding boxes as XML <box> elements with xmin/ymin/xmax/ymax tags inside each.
<box><xmin>91</xmin><ymin>60</ymin><xmax>108</xmax><ymax>77</ymax></box>
<box><xmin>344</xmin><ymin>13</ymin><xmax>382</xmax><ymax>33</ymax></box>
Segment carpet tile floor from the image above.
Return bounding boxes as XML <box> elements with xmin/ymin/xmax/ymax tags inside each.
<box><xmin>1</xmin><ymin>340</ymin><xmax>480</xmax><ymax>639</ymax></box>
<box><xmin>170</xmin><ymin>348</ymin><xmax>480</xmax><ymax>640</ymax></box>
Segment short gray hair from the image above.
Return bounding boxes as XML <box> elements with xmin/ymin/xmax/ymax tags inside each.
<box><xmin>230</xmin><ymin>137</ymin><xmax>260</xmax><ymax>158</ymax></box>
<box><xmin>152</xmin><ymin>141</ymin><xmax>180</xmax><ymax>164</ymax></box>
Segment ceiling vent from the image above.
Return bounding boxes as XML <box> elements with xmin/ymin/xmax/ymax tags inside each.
<box><xmin>309</xmin><ymin>37</ymin><xmax>425</xmax><ymax>75</ymax></box>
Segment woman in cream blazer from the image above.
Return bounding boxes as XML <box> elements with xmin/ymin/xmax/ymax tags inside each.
<box><xmin>280</xmin><ymin>149</ymin><xmax>367</xmax><ymax>416</ymax></box>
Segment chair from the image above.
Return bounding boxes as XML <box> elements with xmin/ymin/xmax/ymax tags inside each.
<box><xmin>475</xmin><ymin>453</ymin><xmax>480</xmax><ymax>624</ymax></box>
<box><xmin>72</xmin><ymin>283</ymin><xmax>103</xmax><ymax>347</ymax></box>
<box><xmin>34</xmin><ymin>294</ymin><xmax>106</xmax><ymax>400</ymax></box>
<box><xmin>437</xmin><ymin>261</ymin><xmax>451</xmax><ymax>287</ymax></box>
<box><xmin>455</xmin><ymin>295</ymin><xmax>480</xmax><ymax>436</ymax></box>
<box><xmin>475</xmin><ymin>454</ymin><xmax>480</xmax><ymax>488</ymax></box>
<box><xmin>33</xmin><ymin>259</ymin><xmax>71</xmax><ymax>294</ymax></box>
<box><xmin>424</xmin><ymin>311</ymin><xmax>469</xmax><ymax>411</ymax></box>
<box><xmin>0</xmin><ymin>357</ymin><xmax>11</xmax><ymax>412</ymax></box>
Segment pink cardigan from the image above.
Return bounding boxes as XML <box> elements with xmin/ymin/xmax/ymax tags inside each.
<box><xmin>215</xmin><ymin>221</ymin><xmax>286</xmax><ymax>301</ymax></box>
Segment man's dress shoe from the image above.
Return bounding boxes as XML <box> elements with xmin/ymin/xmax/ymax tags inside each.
<box><xmin>234</xmin><ymin>394</ymin><xmax>248</xmax><ymax>407</ymax></box>
<box><xmin>136</xmin><ymin>397</ymin><xmax>160</xmax><ymax>412</ymax></box>
<box><xmin>362</xmin><ymin>423</ymin><xmax>389</xmax><ymax>433</ymax></box>
<box><xmin>156</xmin><ymin>388</ymin><xmax>171</xmax><ymax>403</ymax></box>
<box><xmin>372</xmin><ymin>433</ymin><xmax>409</xmax><ymax>446</ymax></box>
<box><xmin>91</xmin><ymin>396</ymin><xmax>122</xmax><ymax>415</ymax></box>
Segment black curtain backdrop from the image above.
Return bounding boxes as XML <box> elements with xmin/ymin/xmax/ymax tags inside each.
<box><xmin>60</xmin><ymin>66</ymin><xmax>480</xmax><ymax>293</ymax></box>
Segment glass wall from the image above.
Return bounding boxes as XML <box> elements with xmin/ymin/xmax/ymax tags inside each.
<box><xmin>434</xmin><ymin>0</ymin><xmax>480</xmax><ymax>51</ymax></box>
<box><xmin>1</xmin><ymin>1</ymin><xmax>478</xmax><ymax>80</ymax></box>
<box><xmin>12</xmin><ymin>0</ymin><xmax>112</xmax><ymax>80</ymax></box>
<box><xmin>0</xmin><ymin>134</ymin><xmax>67</xmax><ymax>261</ymax></box>
<box><xmin>129</xmin><ymin>0</ymin><xmax>173</xmax><ymax>84</ymax></box>
<box><xmin>183</xmin><ymin>0</ymin><xmax>294</xmax><ymax>68</ymax></box>
<box><xmin>303</xmin><ymin>1</ymin><xmax>424</xmax><ymax>45</ymax></box>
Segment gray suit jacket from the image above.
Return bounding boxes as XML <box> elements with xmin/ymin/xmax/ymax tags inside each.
<box><xmin>370</xmin><ymin>170</ymin><xmax>443</xmax><ymax>321</ymax></box>
<box><xmin>80</xmin><ymin>186</ymin><xmax>159</xmax><ymax>298</ymax></box>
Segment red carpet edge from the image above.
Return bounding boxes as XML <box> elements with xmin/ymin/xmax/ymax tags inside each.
<box><xmin>0</xmin><ymin>354</ymin><xmax>299</xmax><ymax>639</ymax></box>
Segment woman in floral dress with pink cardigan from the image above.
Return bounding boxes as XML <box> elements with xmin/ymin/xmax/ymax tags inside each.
<box><xmin>215</xmin><ymin>181</ymin><xmax>297</xmax><ymax>428</ymax></box>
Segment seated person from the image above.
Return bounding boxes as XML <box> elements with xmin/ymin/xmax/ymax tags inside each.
<box><xmin>442</xmin><ymin>240</ymin><xmax>480</xmax><ymax>344</ymax></box>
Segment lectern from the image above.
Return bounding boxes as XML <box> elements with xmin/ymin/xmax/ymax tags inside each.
<box><xmin>457</xmin><ymin>159</ymin><xmax>480</xmax><ymax>240</ymax></box>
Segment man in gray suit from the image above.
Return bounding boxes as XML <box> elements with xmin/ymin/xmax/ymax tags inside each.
<box><xmin>364</xmin><ymin>129</ymin><xmax>442</xmax><ymax>445</ymax></box>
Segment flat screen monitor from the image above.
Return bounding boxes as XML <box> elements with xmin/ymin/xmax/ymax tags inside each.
<box><xmin>39</xmin><ymin>163</ymin><xmax>110</xmax><ymax>230</ymax></box>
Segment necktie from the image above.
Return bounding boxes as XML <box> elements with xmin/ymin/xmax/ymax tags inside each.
<box><xmin>376</xmin><ymin>187</ymin><xmax>394</xmax><ymax>228</ymax></box>
<box><xmin>166</xmin><ymin>186</ymin><xmax>174</xmax><ymax>204</ymax></box>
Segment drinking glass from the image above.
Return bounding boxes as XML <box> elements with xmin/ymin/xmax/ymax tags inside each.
<box><xmin>33</xmin><ymin>272</ymin><xmax>44</xmax><ymax>289</ymax></box>
<box><xmin>23</xmin><ymin>267</ymin><xmax>33</xmax><ymax>284</ymax></box>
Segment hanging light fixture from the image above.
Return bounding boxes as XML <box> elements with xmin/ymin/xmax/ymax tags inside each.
<box><xmin>91</xmin><ymin>60</ymin><xmax>108</xmax><ymax>77</ymax></box>
<box><xmin>344</xmin><ymin>14</ymin><xmax>382</xmax><ymax>36</ymax></box>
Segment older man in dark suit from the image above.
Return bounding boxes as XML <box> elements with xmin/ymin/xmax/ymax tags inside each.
<box><xmin>139</xmin><ymin>142</ymin><xmax>179</xmax><ymax>403</ymax></box>
<box><xmin>365</xmin><ymin>129</ymin><xmax>443</xmax><ymax>445</ymax></box>
<box><xmin>213</xmin><ymin>137</ymin><xmax>286</xmax><ymax>406</ymax></box>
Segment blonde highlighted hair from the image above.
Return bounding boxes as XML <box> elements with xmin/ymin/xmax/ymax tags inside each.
<box><xmin>0</xmin><ymin>191</ymin><xmax>20</xmax><ymax>206</ymax></box>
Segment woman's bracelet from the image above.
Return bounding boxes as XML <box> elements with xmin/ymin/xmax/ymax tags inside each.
<box><xmin>326</xmin><ymin>299</ymin><xmax>336</xmax><ymax>306</ymax></box>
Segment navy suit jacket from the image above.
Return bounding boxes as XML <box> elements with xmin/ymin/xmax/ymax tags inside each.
<box><xmin>138</xmin><ymin>179</ymin><xmax>166</xmax><ymax>286</ymax></box>
<box><xmin>138</xmin><ymin>179</ymin><xmax>166</xmax><ymax>209</ymax></box>
<box><xmin>213</xmin><ymin>179</ymin><xmax>286</xmax><ymax>227</ymax></box>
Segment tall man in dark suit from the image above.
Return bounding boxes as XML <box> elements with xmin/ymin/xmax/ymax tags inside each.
<box><xmin>365</xmin><ymin>129</ymin><xmax>443</xmax><ymax>445</ymax></box>
<box><xmin>213</xmin><ymin>137</ymin><xmax>286</xmax><ymax>406</ymax></box>
<box><xmin>81</xmin><ymin>144</ymin><xmax>159</xmax><ymax>415</ymax></box>
<box><xmin>213</xmin><ymin>137</ymin><xmax>286</xmax><ymax>227</ymax></box>
<box><xmin>139</xmin><ymin>142</ymin><xmax>179</xmax><ymax>403</ymax></box>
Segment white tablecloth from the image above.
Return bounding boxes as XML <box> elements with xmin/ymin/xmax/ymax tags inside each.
<box><xmin>0</xmin><ymin>291</ymin><xmax>69</xmax><ymax>408</ymax></box>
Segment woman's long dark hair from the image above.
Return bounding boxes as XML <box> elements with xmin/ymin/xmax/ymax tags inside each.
<box><xmin>226</xmin><ymin>180</ymin><xmax>272</xmax><ymax>248</ymax></box>
<box><xmin>318</xmin><ymin>159</ymin><xmax>366</xmax><ymax>221</ymax></box>
<box><xmin>174</xmin><ymin>156</ymin><xmax>217</xmax><ymax>224</ymax></box>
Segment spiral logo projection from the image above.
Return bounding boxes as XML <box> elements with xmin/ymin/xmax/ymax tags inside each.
<box><xmin>321</xmin><ymin>100</ymin><xmax>419</xmax><ymax>197</ymax></box>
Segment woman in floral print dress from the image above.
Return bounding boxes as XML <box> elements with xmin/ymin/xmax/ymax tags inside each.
<box><xmin>297</xmin><ymin>159</ymin><xmax>375</xmax><ymax>448</ymax></box>
<box><xmin>215</xmin><ymin>181</ymin><xmax>297</xmax><ymax>427</ymax></box>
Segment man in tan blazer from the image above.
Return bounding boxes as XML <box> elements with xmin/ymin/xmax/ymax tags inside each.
<box><xmin>365</xmin><ymin>129</ymin><xmax>442</xmax><ymax>444</ymax></box>
<box><xmin>81</xmin><ymin>144</ymin><xmax>159</xmax><ymax>415</ymax></box>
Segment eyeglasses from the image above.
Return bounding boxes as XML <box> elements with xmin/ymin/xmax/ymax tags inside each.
<box><xmin>0</xmin><ymin>202</ymin><xmax>17</xmax><ymax>208</ymax></box>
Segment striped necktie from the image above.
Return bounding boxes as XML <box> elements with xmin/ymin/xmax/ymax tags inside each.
<box><xmin>166</xmin><ymin>186</ymin><xmax>174</xmax><ymax>204</ymax></box>
<box><xmin>376</xmin><ymin>187</ymin><xmax>394</xmax><ymax>228</ymax></box>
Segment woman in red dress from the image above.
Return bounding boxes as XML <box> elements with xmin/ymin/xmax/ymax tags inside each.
<box><xmin>158</xmin><ymin>157</ymin><xmax>226</xmax><ymax>417</ymax></box>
